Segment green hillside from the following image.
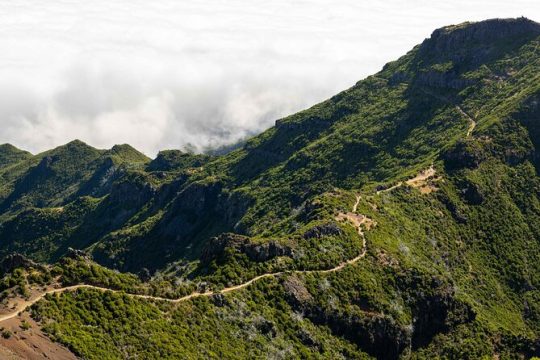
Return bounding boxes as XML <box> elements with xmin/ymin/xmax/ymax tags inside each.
<box><xmin>0</xmin><ymin>17</ymin><xmax>539</xmax><ymax>358</ymax></box>
<box><xmin>0</xmin><ymin>144</ymin><xmax>32</xmax><ymax>169</ymax></box>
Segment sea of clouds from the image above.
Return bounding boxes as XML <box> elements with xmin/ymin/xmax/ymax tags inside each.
<box><xmin>0</xmin><ymin>0</ymin><xmax>538</xmax><ymax>155</ymax></box>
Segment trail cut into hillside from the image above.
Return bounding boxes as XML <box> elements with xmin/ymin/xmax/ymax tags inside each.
<box><xmin>377</xmin><ymin>165</ymin><xmax>440</xmax><ymax>195</ymax></box>
<box><xmin>0</xmin><ymin>195</ymin><xmax>373</xmax><ymax>322</ymax></box>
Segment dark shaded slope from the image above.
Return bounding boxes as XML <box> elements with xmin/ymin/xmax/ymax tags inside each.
<box><xmin>0</xmin><ymin>18</ymin><xmax>539</xmax><ymax>275</ymax></box>
<box><xmin>0</xmin><ymin>140</ymin><xmax>104</xmax><ymax>211</ymax></box>
<box><xmin>0</xmin><ymin>18</ymin><xmax>539</xmax><ymax>359</ymax></box>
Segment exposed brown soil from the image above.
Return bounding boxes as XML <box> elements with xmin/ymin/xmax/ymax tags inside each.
<box><xmin>0</xmin><ymin>194</ymin><xmax>377</xmax><ymax>358</ymax></box>
<box><xmin>0</xmin><ymin>314</ymin><xmax>76</xmax><ymax>360</ymax></box>
<box><xmin>377</xmin><ymin>166</ymin><xmax>440</xmax><ymax>195</ymax></box>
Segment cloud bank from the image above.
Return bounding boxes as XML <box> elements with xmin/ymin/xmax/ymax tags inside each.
<box><xmin>0</xmin><ymin>0</ymin><xmax>539</xmax><ymax>155</ymax></box>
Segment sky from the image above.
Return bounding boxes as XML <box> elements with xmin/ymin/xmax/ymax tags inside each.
<box><xmin>0</xmin><ymin>1</ymin><xmax>539</xmax><ymax>156</ymax></box>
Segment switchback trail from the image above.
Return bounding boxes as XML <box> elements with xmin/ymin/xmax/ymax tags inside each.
<box><xmin>376</xmin><ymin>89</ymin><xmax>477</xmax><ymax>196</ymax></box>
<box><xmin>420</xmin><ymin>88</ymin><xmax>476</xmax><ymax>137</ymax></box>
<box><xmin>0</xmin><ymin>197</ymin><xmax>371</xmax><ymax>322</ymax></box>
<box><xmin>458</xmin><ymin>106</ymin><xmax>476</xmax><ymax>137</ymax></box>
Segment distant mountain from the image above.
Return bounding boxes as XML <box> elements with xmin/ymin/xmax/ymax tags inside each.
<box><xmin>0</xmin><ymin>17</ymin><xmax>539</xmax><ymax>359</ymax></box>
<box><xmin>0</xmin><ymin>144</ymin><xmax>32</xmax><ymax>169</ymax></box>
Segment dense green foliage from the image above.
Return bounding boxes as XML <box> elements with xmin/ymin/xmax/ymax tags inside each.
<box><xmin>0</xmin><ymin>17</ymin><xmax>540</xmax><ymax>358</ymax></box>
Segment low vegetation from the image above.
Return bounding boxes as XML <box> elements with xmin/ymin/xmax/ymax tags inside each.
<box><xmin>0</xmin><ymin>18</ymin><xmax>538</xmax><ymax>358</ymax></box>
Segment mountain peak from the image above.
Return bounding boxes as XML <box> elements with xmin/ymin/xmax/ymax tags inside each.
<box><xmin>0</xmin><ymin>143</ymin><xmax>32</xmax><ymax>169</ymax></box>
<box><xmin>436</xmin><ymin>17</ymin><xmax>540</xmax><ymax>37</ymax></box>
<box><xmin>421</xmin><ymin>17</ymin><xmax>540</xmax><ymax>56</ymax></box>
<box><xmin>0</xmin><ymin>143</ymin><xmax>28</xmax><ymax>154</ymax></box>
<box><xmin>408</xmin><ymin>17</ymin><xmax>540</xmax><ymax>79</ymax></box>
<box><xmin>106</xmin><ymin>144</ymin><xmax>150</xmax><ymax>163</ymax></box>
<box><xmin>47</xmin><ymin>139</ymin><xmax>100</xmax><ymax>155</ymax></box>
<box><xmin>65</xmin><ymin>139</ymin><xmax>92</xmax><ymax>148</ymax></box>
<box><xmin>0</xmin><ymin>18</ymin><xmax>539</xmax><ymax>359</ymax></box>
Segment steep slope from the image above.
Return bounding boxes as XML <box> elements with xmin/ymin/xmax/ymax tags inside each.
<box><xmin>84</xmin><ymin>17</ymin><xmax>540</xmax><ymax>273</ymax></box>
<box><xmin>0</xmin><ymin>145</ymin><xmax>33</xmax><ymax>202</ymax></box>
<box><xmin>0</xmin><ymin>141</ymin><xmax>155</xmax><ymax>261</ymax></box>
<box><xmin>0</xmin><ymin>144</ymin><xmax>32</xmax><ymax>170</ymax></box>
<box><xmin>0</xmin><ymin>17</ymin><xmax>539</xmax><ymax>358</ymax></box>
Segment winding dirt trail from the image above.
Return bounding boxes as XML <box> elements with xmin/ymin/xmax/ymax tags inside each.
<box><xmin>377</xmin><ymin>165</ymin><xmax>438</xmax><ymax>195</ymax></box>
<box><xmin>0</xmin><ymin>88</ymin><xmax>479</xmax><ymax>324</ymax></box>
<box><xmin>0</xmin><ymin>195</ymin><xmax>371</xmax><ymax>323</ymax></box>
<box><xmin>405</xmin><ymin>165</ymin><xmax>436</xmax><ymax>186</ymax></box>
<box><xmin>455</xmin><ymin>105</ymin><xmax>476</xmax><ymax>137</ymax></box>
<box><xmin>376</xmin><ymin>182</ymin><xmax>403</xmax><ymax>195</ymax></box>
<box><xmin>375</xmin><ymin>89</ymin><xmax>477</xmax><ymax>196</ymax></box>
<box><xmin>420</xmin><ymin>88</ymin><xmax>476</xmax><ymax>137</ymax></box>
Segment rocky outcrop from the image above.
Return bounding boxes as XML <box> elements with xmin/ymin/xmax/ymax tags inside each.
<box><xmin>437</xmin><ymin>193</ymin><xmax>468</xmax><ymax>224</ymax></box>
<box><xmin>388</xmin><ymin>71</ymin><xmax>410</xmax><ymax>86</ymax></box>
<box><xmin>302</xmin><ymin>222</ymin><xmax>343</xmax><ymax>239</ymax></box>
<box><xmin>243</xmin><ymin>241</ymin><xmax>293</xmax><ymax>262</ymax></box>
<box><xmin>419</xmin><ymin>18</ymin><xmax>540</xmax><ymax>67</ymax></box>
<box><xmin>161</xmin><ymin>181</ymin><xmax>222</xmax><ymax>238</ymax></box>
<box><xmin>282</xmin><ymin>275</ymin><xmax>410</xmax><ymax>359</ymax></box>
<box><xmin>313</xmin><ymin>312</ymin><xmax>410</xmax><ymax>359</ymax></box>
<box><xmin>64</xmin><ymin>247</ymin><xmax>92</xmax><ymax>261</ymax></box>
<box><xmin>201</xmin><ymin>233</ymin><xmax>293</xmax><ymax>264</ymax></box>
<box><xmin>515</xmin><ymin>93</ymin><xmax>540</xmax><ymax>172</ymax></box>
<box><xmin>109</xmin><ymin>177</ymin><xmax>157</xmax><ymax>209</ymax></box>
<box><xmin>200</xmin><ymin>233</ymin><xmax>247</xmax><ymax>263</ymax></box>
<box><xmin>443</xmin><ymin>139</ymin><xmax>491</xmax><ymax>170</ymax></box>
<box><xmin>397</xmin><ymin>273</ymin><xmax>476</xmax><ymax>349</ymax></box>
<box><xmin>283</xmin><ymin>275</ymin><xmax>313</xmax><ymax>306</ymax></box>
<box><xmin>216</xmin><ymin>190</ymin><xmax>254</xmax><ymax>233</ymax></box>
<box><xmin>411</xmin><ymin>18</ymin><xmax>540</xmax><ymax>91</ymax></box>
<box><xmin>282</xmin><ymin>272</ymin><xmax>475</xmax><ymax>359</ymax></box>
<box><xmin>77</xmin><ymin>157</ymin><xmax>123</xmax><ymax>198</ymax></box>
<box><xmin>0</xmin><ymin>253</ymin><xmax>41</xmax><ymax>275</ymax></box>
<box><xmin>459</xmin><ymin>180</ymin><xmax>485</xmax><ymax>205</ymax></box>
<box><xmin>411</xmin><ymin>288</ymin><xmax>475</xmax><ymax>349</ymax></box>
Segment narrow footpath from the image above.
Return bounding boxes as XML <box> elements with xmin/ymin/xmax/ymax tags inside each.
<box><xmin>0</xmin><ymin>195</ymin><xmax>371</xmax><ymax>323</ymax></box>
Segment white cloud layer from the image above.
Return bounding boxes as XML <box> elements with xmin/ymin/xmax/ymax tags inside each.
<box><xmin>0</xmin><ymin>0</ymin><xmax>539</xmax><ymax>155</ymax></box>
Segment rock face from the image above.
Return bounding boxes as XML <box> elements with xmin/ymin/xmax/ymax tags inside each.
<box><xmin>420</xmin><ymin>18</ymin><xmax>540</xmax><ymax>67</ymax></box>
<box><xmin>0</xmin><ymin>253</ymin><xmax>40</xmax><ymax>275</ymax></box>
<box><xmin>109</xmin><ymin>178</ymin><xmax>156</xmax><ymax>209</ymax></box>
<box><xmin>201</xmin><ymin>233</ymin><xmax>293</xmax><ymax>263</ymax></box>
<box><xmin>78</xmin><ymin>157</ymin><xmax>122</xmax><ymax>198</ymax></box>
<box><xmin>411</xmin><ymin>289</ymin><xmax>476</xmax><ymax>349</ymax></box>
<box><xmin>398</xmin><ymin>273</ymin><xmax>476</xmax><ymax>350</ymax></box>
<box><xmin>216</xmin><ymin>190</ymin><xmax>254</xmax><ymax>232</ymax></box>
<box><xmin>64</xmin><ymin>248</ymin><xmax>92</xmax><ymax>261</ymax></box>
<box><xmin>411</xmin><ymin>18</ymin><xmax>540</xmax><ymax>90</ymax></box>
<box><xmin>282</xmin><ymin>273</ymin><xmax>475</xmax><ymax>359</ymax></box>
<box><xmin>460</xmin><ymin>180</ymin><xmax>485</xmax><ymax>205</ymax></box>
<box><xmin>443</xmin><ymin>139</ymin><xmax>490</xmax><ymax>170</ymax></box>
<box><xmin>282</xmin><ymin>275</ymin><xmax>410</xmax><ymax>359</ymax></box>
<box><xmin>161</xmin><ymin>181</ymin><xmax>222</xmax><ymax>238</ymax></box>
<box><xmin>302</xmin><ymin>223</ymin><xmax>343</xmax><ymax>239</ymax></box>
<box><xmin>282</xmin><ymin>276</ymin><xmax>313</xmax><ymax>305</ymax></box>
<box><xmin>415</xmin><ymin>70</ymin><xmax>473</xmax><ymax>89</ymax></box>
<box><xmin>517</xmin><ymin>94</ymin><xmax>540</xmax><ymax>172</ymax></box>
<box><xmin>243</xmin><ymin>241</ymin><xmax>293</xmax><ymax>262</ymax></box>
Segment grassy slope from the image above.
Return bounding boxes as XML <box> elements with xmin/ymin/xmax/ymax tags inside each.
<box><xmin>0</xmin><ymin>18</ymin><xmax>538</xmax><ymax>358</ymax></box>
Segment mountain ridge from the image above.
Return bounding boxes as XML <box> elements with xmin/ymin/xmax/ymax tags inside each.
<box><xmin>0</xmin><ymin>17</ymin><xmax>538</xmax><ymax>359</ymax></box>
